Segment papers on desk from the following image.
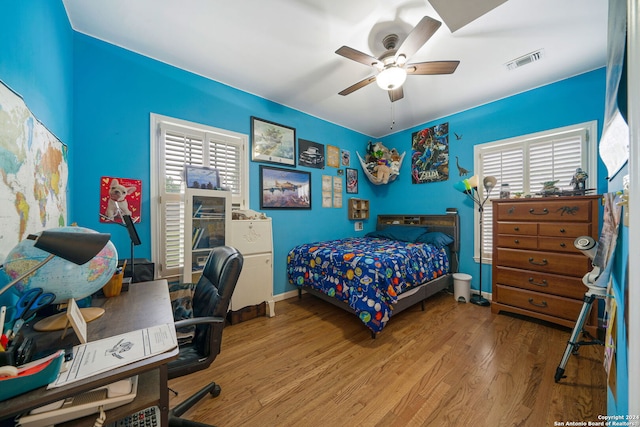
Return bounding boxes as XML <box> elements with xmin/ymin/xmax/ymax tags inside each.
<box><xmin>48</xmin><ymin>323</ymin><xmax>177</xmax><ymax>388</ymax></box>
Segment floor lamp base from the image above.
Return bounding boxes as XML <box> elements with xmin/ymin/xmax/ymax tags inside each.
<box><xmin>470</xmin><ymin>293</ymin><xmax>491</xmax><ymax>306</ymax></box>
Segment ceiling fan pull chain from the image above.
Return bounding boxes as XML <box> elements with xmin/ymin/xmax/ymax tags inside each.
<box><xmin>390</xmin><ymin>102</ymin><xmax>395</xmax><ymax>130</ymax></box>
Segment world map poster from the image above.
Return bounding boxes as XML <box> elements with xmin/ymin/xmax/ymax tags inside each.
<box><xmin>0</xmin><ymin>81</ymin><xmax>69</xmax><ymax>265</ymax></box>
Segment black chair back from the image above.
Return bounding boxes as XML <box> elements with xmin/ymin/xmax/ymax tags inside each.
<box><xmin>169</xmin><ymin>245</ymin><xmax>243</xmax><ymax>379</ymax></box>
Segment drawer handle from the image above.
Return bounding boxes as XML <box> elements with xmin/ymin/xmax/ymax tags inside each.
<box><xmin>513</xmin><ymin>226</ymin><xmax>520</xmax><ymax>231</ymax></box>
<box><xmin>559</xmin><ymin>228</ymin><xmax>566</xmax><ymax>233</ymax></box>
<box><xmin>528</xmin><ymin>257</ymin><xmax>548</xmax><ymax>266</ymax></box>
<box><xmin>528</xmin><ymin>277</ymin><xmax>548</xmax><ymax>287</ymax></box>
<box><xmin>514</xmin><ymin>239</ymin><xmax>520</xmax><ymax>244</ymax></box>
<box><xmin>528</xmin><ymin>298</ymin><xmax>548</xmax><ymax>308</ymax></box>
<box><xmin>560</xmin><ymin>242</ymin><xmax>566</xmax><ymax>247</ymax></box>
<box><xmin>529</xmin><ymin>208</ymin><xmax>549</xmax><ymax>215</ymax></box>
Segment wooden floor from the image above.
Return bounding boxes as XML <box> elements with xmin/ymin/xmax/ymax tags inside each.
<box><xmin>168</xmin><ymin>290</ymin><xmax>606</xmax><ymax>426</ymax></box>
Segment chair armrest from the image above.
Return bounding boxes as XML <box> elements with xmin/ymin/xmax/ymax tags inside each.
<box><xmin>174</xmin><ymin>316</ymin><xmax>225</xmax><ymax>329</ymax></box>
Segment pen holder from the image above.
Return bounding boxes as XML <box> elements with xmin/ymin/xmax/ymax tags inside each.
<box><xmin>102</xmin><ymin>271</ymin><xmax>124</xmax><ymax>297</ymax></box>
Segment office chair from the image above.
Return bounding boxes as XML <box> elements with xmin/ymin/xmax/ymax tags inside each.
<box><xmin>168</xmin><ymin>245</ymin><xmax>243</xmax><ymax>427</ymax></box>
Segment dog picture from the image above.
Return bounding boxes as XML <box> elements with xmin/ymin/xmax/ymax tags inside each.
<box><xmin>104</xmin><ymin>178</ymin><xmax>137</xmax><ymax>220</ymax></box>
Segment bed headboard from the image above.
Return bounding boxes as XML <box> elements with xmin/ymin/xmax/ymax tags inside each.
<box><xmin>376</xmin><ymin>213</ymin><xmax>460</xmax><ymax>272</ymax></box>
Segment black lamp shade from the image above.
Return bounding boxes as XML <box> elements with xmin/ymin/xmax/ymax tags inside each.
<box><xmin>30</xmin><ymin>231</ymin><xmax>111</xmax><ymax>265</ymax></box>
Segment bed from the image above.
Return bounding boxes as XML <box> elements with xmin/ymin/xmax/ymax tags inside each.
<box><xmin>287</xmin><ymin>214</ymin><xmax>459</xmax><ymax>337</ymax></box>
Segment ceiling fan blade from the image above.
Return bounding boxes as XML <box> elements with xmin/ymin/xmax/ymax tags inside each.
<box><xmin>395</xmin><ymin>16</ymin><xmax>442</xmax><ymax>63</ymax></box>
<box><xmin>388</xmin><ymin>87</ymin><xmax>404</xmax><ymax>102</ymax></box>
<box><xmin>338</xmin><ymin>75</ymin><xmax>377</xmax><ymax>96</ymax></box>
<box><xmin>406</xmin><ymin>60</ymin><xmax>460</xmax><ymax>75</ymax></box>
<box><xmin>336</xmin><ymin>46</ymin><xmax>380</xmax><ymax>67</ymax></box>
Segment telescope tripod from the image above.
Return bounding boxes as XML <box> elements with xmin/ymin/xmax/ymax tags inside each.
<box><xmin>554</xmin><ymin>286</ymin><xmax>606</xmax><ymax>382</ymax></box>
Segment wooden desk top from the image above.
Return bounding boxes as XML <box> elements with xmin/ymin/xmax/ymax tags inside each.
<box><xmin>0</xmin><ymin>279</ymin><xmax>178</xmax><ymax>421</ymax></box>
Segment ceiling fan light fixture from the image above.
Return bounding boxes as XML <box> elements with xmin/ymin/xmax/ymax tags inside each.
<box><xmin>376</xmin><ymin>66</ymin><xmax>407</xmax><ymax>90</ymax></box>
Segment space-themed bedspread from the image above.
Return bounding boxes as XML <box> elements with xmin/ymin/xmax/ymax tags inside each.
<box><xmin>287</xmin><ymin>237</ymin><xmax>450</xmax><ymax>334</ymax></box>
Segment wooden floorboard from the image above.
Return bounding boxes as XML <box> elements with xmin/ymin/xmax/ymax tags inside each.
<box><xmin>168</xmin><ymin>291</ymin><xmax>607</xmax><ymax>426</ymax></box>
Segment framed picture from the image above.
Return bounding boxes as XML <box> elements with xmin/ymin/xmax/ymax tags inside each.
<box><xmin>346</xmin><ymin>168</ymin><xmax>358</xmax><ymax>194</ymax></box>
<box><xmin>341</xmin><ymin>149</ymin><xmax>351</xmax><ymax>166</ymax></box>
<box><xmin>99</xmin><ymin>176</ymin><xmax>142</xmax><ymax>224</ymax></box>
<box><xmin>251</xmin><ymin>116</ymin><xmax>296</xmax><ymax>166</ymax></box>
<box><xmin>260</xmin><ymin>165</ymin><xmax>311</xmax><ymax>209</ymax></box>
<box><xmin>184</xmin><ymin>165</ymin><xmax>220</xmax><ymax>190</ymax></box>
<box><xmin>298</xmin><ymin>139</ymin><xmax>325</xmax><ymax>169</ymax></box>
<box><xmin>326</xmin><ymin>145</ymin><xmax>340</xmax><ymax>168</ymax></box>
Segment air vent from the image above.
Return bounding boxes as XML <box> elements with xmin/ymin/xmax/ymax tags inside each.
<box><xmin>505</xmin><ymin>49</ymin><xmax>545</xmax><ymax>70</ymax></box>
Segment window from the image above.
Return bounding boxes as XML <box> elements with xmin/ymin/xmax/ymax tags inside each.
<box><xmin>474</xmin><ymin>121</ymin><xmax>597</xmax><ymax>263</ymax></box>
<box><xmin>150</xmin><ymin>114</ymin><xmax>248</xmax><ymax>280</ymax></box>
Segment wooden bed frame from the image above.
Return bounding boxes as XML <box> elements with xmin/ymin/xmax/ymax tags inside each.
<box><xmin>299</xmin><ymin>213</ymin><xmax>460</xmax><ymax>336</ymax></box>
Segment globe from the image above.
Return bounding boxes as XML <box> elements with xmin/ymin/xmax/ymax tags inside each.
<box><xmin>3</xmin><ymin>226</ymin><xmax>118</xmax><ymax>304</ymax></box>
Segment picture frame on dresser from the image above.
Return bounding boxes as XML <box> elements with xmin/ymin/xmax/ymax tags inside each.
<box><xmin>490</xmin><ymin>195</ymin><xmax>600</xmax><ymax>336</ymax></box>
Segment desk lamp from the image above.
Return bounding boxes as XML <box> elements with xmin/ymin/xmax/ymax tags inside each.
<box><xmin>454</xmin><ymin>175</ymin><xmax>497</xmax><ymax>306</ymax></box>
<box><xmin>1</xmin><ymin>230</ymin><xmax>113</xmax><ymax>331</ymax></box>
<box><xmin>0</xmin><ymin>231</ymin><xmax>111</xmax><ymax>297</ymax></box>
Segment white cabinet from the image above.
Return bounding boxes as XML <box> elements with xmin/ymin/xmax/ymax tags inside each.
<box><xmin>229</xmin><ymin>218</ymin><xmax>275</xmax><ymax>317</ymax></box>
<box><xmin>182</xmin><ymin>189</ymin><xmax>232</xmax><ymax>283</ymax></box>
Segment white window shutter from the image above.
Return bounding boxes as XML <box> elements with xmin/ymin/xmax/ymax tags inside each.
<box><xmin>474</xmin><ymin>122</ymin><xmax>596</xmax><ymax>264</ymax></box>
<box><xmin>153</xmin><ymin>118</ymin><xmax>247</xmax><ymax>280</ymax></box>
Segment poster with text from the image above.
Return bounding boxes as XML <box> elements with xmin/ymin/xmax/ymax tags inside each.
<box><xmin>411</xmin><ymin>122</ymin><xmax>449</xmax><ymax>184</ymax></box>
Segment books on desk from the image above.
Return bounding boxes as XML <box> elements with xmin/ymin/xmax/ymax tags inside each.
<box><xmin>49</xmin><ymin>323</ymin><xmax>177</xmax><ymax>389</ymax></box>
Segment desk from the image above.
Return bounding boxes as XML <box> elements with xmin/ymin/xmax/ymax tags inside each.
<box><xmin>0</xmin><ymin>279</ymin><xmax>178</xmax><ymax>426</ymax></box>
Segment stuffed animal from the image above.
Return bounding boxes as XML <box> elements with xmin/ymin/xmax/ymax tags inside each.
<box><xmin>372</xmin><ymin>142</ymin><xmax>390</xmax><ymax>159</ymax></box>
<box><xmin>373</xmin><ymin>162</ymin><xmax>392</xmax><ymax>184</ymax></box>
<box><xmin>389</xmin><ymin>148</ymin><xmax>401</xmax><ymax>162</ymax></box>
<box><xmin>389</xmin><ymin>160</ymin><xmax>400</xmax><ymax>175</ymax></box>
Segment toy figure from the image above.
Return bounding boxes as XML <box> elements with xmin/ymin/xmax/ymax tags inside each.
<box><xmin>570</xmin><ymin>167</ymin><xmax>588</xmax><ymax>190</ymax></box>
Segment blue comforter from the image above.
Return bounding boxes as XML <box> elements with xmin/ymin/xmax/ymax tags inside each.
<box><xmin>287</xmin><ymin>237</ymin><xmax>449</xmax><ymax>334</ymax></box>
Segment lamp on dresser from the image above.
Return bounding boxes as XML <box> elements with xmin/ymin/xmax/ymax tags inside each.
<box><xmin>454</xmin><ymin>175</ymin><xmax>497</xmax><ymax>306</ymax></box>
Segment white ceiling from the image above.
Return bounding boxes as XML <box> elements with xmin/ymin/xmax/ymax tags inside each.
<box><xmin>62</xmin><ymin>0</ymin><xmax>608</xmax><ymax>138</ymax></box>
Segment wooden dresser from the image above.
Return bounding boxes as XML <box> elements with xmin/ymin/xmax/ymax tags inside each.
<box><xmin>491</xmin><ymin>195</ymin><xmax>600</xmax><ymax>335</ymax></box>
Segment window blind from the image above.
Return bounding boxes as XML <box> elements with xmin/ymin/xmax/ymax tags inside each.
<box><xmin>153</xmin><ymin>119</ymin><xmax>247</xmax><ymax>279</ymax></box>
<box><xmin>475</xmin><ymin>123</ymin><xmax>594</xmax><ymax>262</ymax></box>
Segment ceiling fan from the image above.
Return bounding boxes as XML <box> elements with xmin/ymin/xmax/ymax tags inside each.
<box><xmin>336</xmin><ymin>16</ymin><xmax>460</xmax><ymax>102</ymax></box>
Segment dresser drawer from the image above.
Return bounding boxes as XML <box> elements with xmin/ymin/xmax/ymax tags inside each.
<box><xmin>496</xmin><ymin>235</ymin><xmax>538</xmax><ymax>249</ymax></box>
<box><xmin>496</xmin><ymin>285</ymin><xmax>584</xmax><ymax>321</ymax></box>
<box><xmin>495</xmin><ymin>199</ymin><xmax>594</xmax><ymax>222</ymax></box>
<box><xmin>495</xmin><ymin>248</ymin><xmax>590</xmax><ymax>276</ymax></box>
<box><xmin>495</xmin><ymin>222</ymin><xmax>538</xmax><ymax>235</ymax></box>
<box><xmin>538</xmin><ymin>236</ymin><xmax>583</xmax><ymax>253</ymax></box>
<box><xmin>538</xmin><ymin>223</ymin><xmax>591</xmax><ymax>237</ymax></box>
<box><xmin>494</xmin><ymin>266</ymin><xmax>586</xmax><ymax>299</ymax></box>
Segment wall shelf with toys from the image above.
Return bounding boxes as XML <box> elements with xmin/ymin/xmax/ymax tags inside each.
<box><xmin>357</xmin><ymin>141</ymin><xmax>405</xmax><ymax>185</ymax></box>
<box><xmin>348</xmin><ymin>198</ymin><xmax>369</xmax><ymax>220</ymax></box>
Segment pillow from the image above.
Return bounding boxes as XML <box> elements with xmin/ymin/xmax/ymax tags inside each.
<box><xmin>169</xmin><ymin>282</ymin><xmax>197</xmax><ymax>343</ymax></box>
<box><xmin>366</xmin><ymin>225</ymin><xmax>428</xmax><ymax>242</ymax></box>
<box><xmin>416</xmin><ymin>231</ymin><xmax>454</xmax><ymax>248</ymax></box>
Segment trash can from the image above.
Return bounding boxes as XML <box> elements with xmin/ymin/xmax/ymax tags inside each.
<box><xmin>453</xmin><ymin>273</ymin><xmax>472</xmax><ymax>303</ymax></box>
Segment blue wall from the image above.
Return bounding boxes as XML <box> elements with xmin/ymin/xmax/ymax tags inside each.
<box><xmin>1</xmin><ymin>0</ymin><xmax>629</xmax><ymax>413</ymax></box>
<box><xmin>0</xmin><ymin>1</ymin><xmax>74</xmax><ymax>307</ymax></box>
<box><xmin>71</xmin><ymin>30</ymin><xmax>607</xmax><ymax>296</ymax></box>
<box><xmin>0</xmin><ymin>1</ymin><xmax>75</xmax><ymax>203</ymax></box>
<box><xmin>71</xmin><ymin>34</ymin><xmax>373</xmax><ymax>296</ymax></box>
<box><xmin>1</xmin><ymin>2</ymin><xmax>608</xmax><ymax>297</ymax></box>
<box><xmin>379</xmin><ymin>69</ymin><xmax>607</xmax><ymax>290</ymax></box>
<box><xmin>605</xmin><ymin>152</ymin><xmax>630</xmax><ymax>414</ymax></box>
